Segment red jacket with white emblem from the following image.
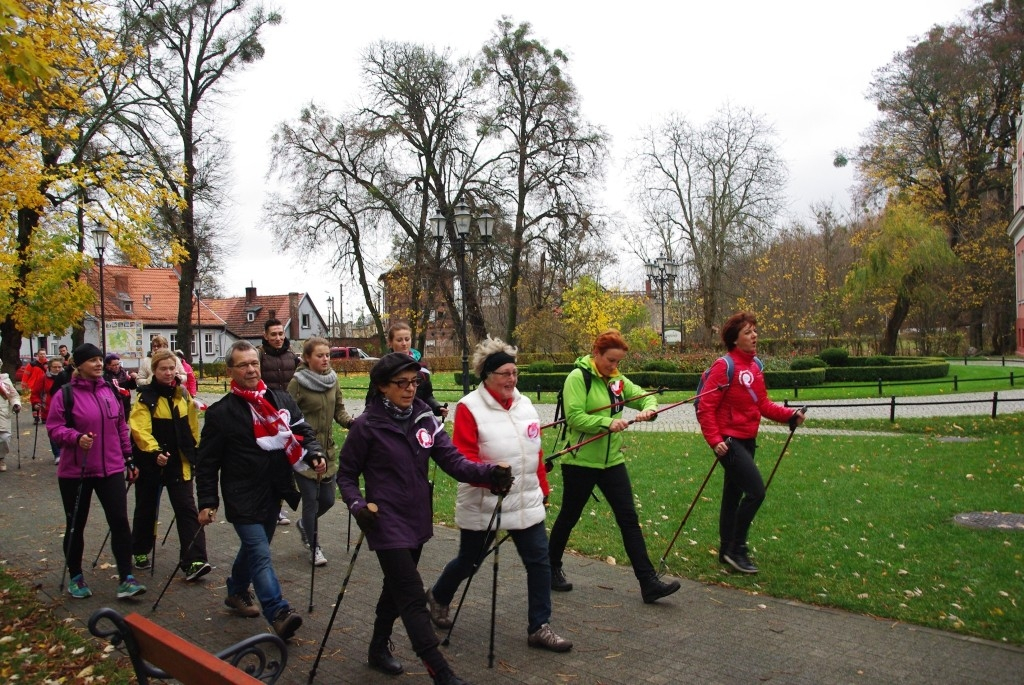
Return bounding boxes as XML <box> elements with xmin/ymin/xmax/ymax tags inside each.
<box><xmin>697</xmin><ymin>349</ymin><xmax>796</xmax><ymax>446</ymax></box>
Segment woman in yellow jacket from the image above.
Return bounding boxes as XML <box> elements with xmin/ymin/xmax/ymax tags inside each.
<box><xmin>129</xmin><ymin>349</ymin><xmax>210</xmax><ymax>581</ymax></box>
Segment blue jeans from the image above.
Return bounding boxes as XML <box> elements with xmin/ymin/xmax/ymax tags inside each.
<box><xmin>432</xmin><ymin>521</ymin><xmax>552</xmax><ymax>634</ymax></box>
<box><xmin>228</xmin><ymin>519</ymin><xmax>288</xmax><ymax>623</ymax></box>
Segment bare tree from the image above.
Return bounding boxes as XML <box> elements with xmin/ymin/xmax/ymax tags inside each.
<box><xmin>475</xmin><ymin>18</ymin><xmax>609</xmax><ymax>343</ymax></box>
<box><xmin>117</xmin><ymin>0</ymin><xmax>280</xmax><ymax>362</ymax></box>
<box><xmin>631</xmin><ymin>104</ymin><xmax>787</xmax><ymax>338</ymax></box>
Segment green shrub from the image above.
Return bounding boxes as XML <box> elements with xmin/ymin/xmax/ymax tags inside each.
<box><xmin>790</xmin><ymin>356</ymin><xmax>826</xmax><ymax>371</ymax></box>
<box><xmin>819</xmin><ymin>347</ymin><xmax>850</xmax><ymax>367</ymax></box>
<box><xmin>824</xmin><ymin>361</ymin><xmax>949</xmax><ymax>382</ymax></box>
<box><xmin>642</xmin><ymin>359</ymin><xmax>679</xmax><ymax>373</ymax></box>
<box><xmin>863</xmin><ymin>355</ymin><xmax>892</xmax><ymax>366</ymax></box>
<box><xmin>527</xmin><ymin>360</ymin><xmax>555</xmax><ymax>373</ymax></box>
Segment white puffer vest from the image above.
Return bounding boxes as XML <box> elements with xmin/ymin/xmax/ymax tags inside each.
<box><xmin>454</xmin><ymin>386</ymin><xmax>545</xmax><ymax>531</ymax></box>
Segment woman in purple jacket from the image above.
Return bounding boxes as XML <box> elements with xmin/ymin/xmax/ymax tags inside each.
<box><xmin>338</xmin><ymin>353</ymin><xmax>511</xmax><ymax>685</ymax></box>
<box><xmin>47</xmin><ymin>344</ymin><xmax>145</xmax><ymax>600</ymax></box>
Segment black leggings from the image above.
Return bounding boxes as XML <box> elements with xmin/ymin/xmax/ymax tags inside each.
<box><xmin>548</xmin><ymin>462</ymin><xmax>657</xmax><ymax>583</ymax></box>
<box><xmin>373</xmin><ymin>546</ymin><xmax>451</xmax><ymax>675</ymax></box>
<box><xmin>718</xmin><ymin>437</ymin><xmax>765</xmax><ymax>549</ymax></box>
<box><xmin>59</xmin><ymin>473</ymin><xmax>133</xmax><ymax>580</ymax></box>
<box><xmin>131</xmin><ymin>473</ymin><xmax>206</xmax><ymax>565</ymax></box>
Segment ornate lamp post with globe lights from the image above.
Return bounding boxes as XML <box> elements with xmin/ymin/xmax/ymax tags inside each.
<box><xmin>91</xmin><ymin>227</ymin><xmax>110</xmax><ymax>356</ymax></box>
<box><xmin>431</xmin><ymin>200</ymin><xmax>494</xmax><ymax>395</ymax></box>
<box><xmin>645</xmin><ymin>254</ymin><xmax>679</xmax><ymax>352</ymax></box>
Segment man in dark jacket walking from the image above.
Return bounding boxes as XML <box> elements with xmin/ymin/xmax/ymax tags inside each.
<box><xmin>259</xmin><ymin>318</ymin><xmax>301</xmax><ymax>526</ymax></box>
<box><xmin>196</xmin><ymin>341</ymin><xmax>325</xmax><ymax>640</ymax></box>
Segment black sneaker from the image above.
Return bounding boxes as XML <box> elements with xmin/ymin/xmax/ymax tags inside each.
<box><xmin>551</xmin><ymin>565</ymin><xmax>573</xmax><ymax>592</ymax></box>
<box><xmin>272</xmin><ymin>607</ymin><xmax>302</xmax><ymax>640</ymax></box>
<box><xmin>296</xmin><ymin>519</ymin><xmax>309</xmax><ymax>549</ymax></box>
<box><xmin>640</xmin><ymin>576</ymin><xmax>681</xmax><ymax>603</ymax></box>
<box><xmin>722</xmin><ymin>545</ymin><xmax>759</xmax><ymax>574</ymax></box>
<box><xmin>184</xmin><ymin>561</ymin><xmax>211</xmax><ymax>582</ymax></box>
<box><xmin>368</xmin><ymin>636</ymin><xmax>404</xmax><ymax>675</ymax></box>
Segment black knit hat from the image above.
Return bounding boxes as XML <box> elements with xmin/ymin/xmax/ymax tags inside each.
<box><xmin>370</xmin><ymin>352</ymin><xmax>422</xmax><ymax>388</ymax></box>
<box><xmin>73</xmin><ymin>343</ymin><xmax>103</xmax><ymax>367</ymax></box>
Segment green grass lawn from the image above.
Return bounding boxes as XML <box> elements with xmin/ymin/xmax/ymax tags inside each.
<box><xmin>430</xmin><ymin>414</ymin><xmax>1024</xmax><ymax>646</ymax></box>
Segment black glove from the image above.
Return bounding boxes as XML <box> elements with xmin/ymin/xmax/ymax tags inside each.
<box><xmin>543</xmin><ymin>495</ymin><xmax>550</xmax><ymax>508</ymax></box>
<box><xmin>124</xmin><ymin>457</ymin><xmax>139</xmax><ymax>482</ymax></box>
<box><xmin>489</xmin><ymin>465</ymin><xmax>513</xmax><ymax>496</ymax></box>
<box><xmin>354</xmin><ymin>504</ymin><xmax>378</xmax><ymax>532</ymax></box>
<box><xmin>788</xmin><ymin>406</ymin><xmax>807</xmax><ymax>431</ymax></box>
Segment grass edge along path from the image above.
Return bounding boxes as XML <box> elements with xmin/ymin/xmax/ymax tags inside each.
<box><xmin>0</xmin><ymin>564</ymin><xmax>132</xmax><ymax>684</ymax></box>
<box><xmin>430</xmin><ymin>413</ymin><xmax>1024</xmax><ymax>646</ymax></box>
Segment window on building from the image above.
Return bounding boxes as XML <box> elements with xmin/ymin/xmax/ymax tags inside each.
<box><xmin>301</xmin><ymin>313</ymin><xmax>310</xmax><ymax>329</ymax></box>
<box><xmin>123</xmin><ymin>300</ymin><xmax>133</xmax><ymax>313</ymax></box>
<box><xmin>204</xmin><ymin>333</ymin><xmax>213</xmax><ymax>356</ymax></box>
<box><xmin>246</xmin><ymin>311</ymin><xmax>255</xmax><ymax>322</ymax></box>
<box><xmin>190</xmin><ymin>335</ymin><xmax>197</xmax><ymax>356</ymax></box>
<box><xmin>169</xmin><ymin>333</ymin><xmax>177</xmax><ymax>350</ymax></box>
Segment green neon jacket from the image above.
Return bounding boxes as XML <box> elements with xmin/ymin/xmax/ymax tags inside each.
<box><xmin>561</xmin><ymin>355</ymin><xmax>658</xmax><ymax>469</ymax></box>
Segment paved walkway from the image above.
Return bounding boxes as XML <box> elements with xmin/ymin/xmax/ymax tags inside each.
<box><xmin>2</xmin><ymin>391</ymin><xmax>1023</xmax><ymax>684</ymax></box>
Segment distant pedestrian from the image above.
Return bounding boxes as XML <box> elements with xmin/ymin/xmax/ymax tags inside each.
<box><xmin>24</xmin><ymin>349</ymin><xmax>49</xmax><ymax>423</ymax></box>
<box><xmin>286</xmin><ymin>337</ymin><xmax>354</xmax><ymax>566</ymax></box>
<box><xmin>47</xmin><ymin>343</ymin><xmax>145</xmax><ymax>600</ymax></box>
<box><xmin>386</xmin><ymin>321</ymin><xmax>447</xmax><ymax>419</ymax></box>
<box><xmin>129</xmin><ymin>349</ymin><xmax>210</xmax><ymax>581</ymax></box>
<box><xmin>338</xmin><ymin>352</ymin><xmax>511</xmax><ymax>684</ymax></box>
<box><xmin>136</xmin><ymin>335</ymin><xmax>186</xmax><ymax>388</ymax></box>
<box><xmin>196</xmin><ymin>341</ymin><xmax>325</xmax><ymax>641</ymax></box>
<box><xmin>0</xmin><ymin>371</ymin><xmax>21</xmax><ymax>472</ymax></box>
<box><xmin>38</xmin><ymin>358</ymin><xmax>69</xmax><ymax>465</ymax></box>
<box><xmin>103</xmin><ymin>353</ymin><xmax>137</xmax><ymax>419</ymax></box>
<box><xmin>696</xmin><ymin>311</ymin><xmax>804</xmax><ymax>574</ymax></box>
<box><xmin>547</xmin><ymin>329</ymin><xmax>681</xmax><ymax>603</ymax></box>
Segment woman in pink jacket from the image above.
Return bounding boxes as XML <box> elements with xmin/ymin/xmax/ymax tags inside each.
<box><xmin>47</xmin><ymin>343</ymin><xmax>145</xmax><ymax>600</ymax></box>
<box><xmin>696</xmin><ymin>312</ymin><xmax>804</xmax><ymax>574</ymax></box>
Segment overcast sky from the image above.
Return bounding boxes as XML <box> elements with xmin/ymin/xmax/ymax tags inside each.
<box><xmin>217</xmin><ymin>0</ymin><xmax>972</xmax><ymax>322</ymax></box>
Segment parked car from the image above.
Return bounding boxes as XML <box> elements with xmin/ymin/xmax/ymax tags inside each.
<box><xmin>329</xmin><ymin>346</ymin><xmax>378</xmax><ymax>361</ymax></box>
<box><xmin>13</xmin><ymin>356</ymin><xmax>30</xmax><ymax>385</ymax></box>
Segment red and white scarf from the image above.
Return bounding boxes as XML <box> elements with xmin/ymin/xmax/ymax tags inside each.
<box><xmin>231</xmin><ymin>379</ymin><xmax>309</xmax><ymax>473</ymax></box>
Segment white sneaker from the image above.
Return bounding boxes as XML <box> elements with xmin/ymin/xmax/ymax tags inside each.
<box><xmin>0</xmin><ymin>459</ymin><xmax>6</xmax><ymax>472</ymax></box>
<box><xmin>312</xmin><ymin>547</ymin><xmax>327</xmax><ymax>567</ymax></box>
<box><xmin>277</xmin><ymin>509</ymin><xmax>290</xmax><ymax>525</ymax></box>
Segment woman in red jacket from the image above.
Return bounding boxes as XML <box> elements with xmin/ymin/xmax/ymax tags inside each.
<box><xmin>696</xmin><ymin>312</ymin><xmax>804</xmax><ymax>574</ymax></box>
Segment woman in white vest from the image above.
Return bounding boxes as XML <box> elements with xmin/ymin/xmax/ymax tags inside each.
<box><xmin>426</xmin><ymin>338</ymin><xmax>572</xmax><ymax>653</ymax></box>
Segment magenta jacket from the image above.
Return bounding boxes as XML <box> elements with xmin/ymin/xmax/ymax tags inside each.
<box><xmin>47</xmin><ymin>375</ymin><xmax>132</xmax><ymax>479</ymax></box>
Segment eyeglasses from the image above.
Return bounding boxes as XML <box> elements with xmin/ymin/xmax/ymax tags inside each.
<box><xmin>490</xmin><ymin>370</ymin><xmax>519</xmax><ymax>378</ymax></box>
<box><xmin>230</xmin><ymin>361</ymin><xmax>261</xmax><ymax>370</ymax></box>
<box><xmin>389</xmin><ymin>378</ymin><xmax>423</xmax><ymax>389</ymax></box>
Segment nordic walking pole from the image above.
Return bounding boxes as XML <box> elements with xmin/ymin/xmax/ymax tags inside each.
<box><xmin>308</xmin><ymin>473</ymin><xmax>322</xmax><ymax>613</ymax></box>
<box><xmin>161</xmin><ymin>515</ymin><xmax>176</xmax><ymax>546</ymax></box>
<box><xmin>659</xmin><ymin>455</ymin><xmax>719</xmax><ymax>574</ymax></box>
<box><xmin>442</xmin><ymin>499</ymin><xmax>508</xmax><ymax>646</ymax></box>
<box><xmin>488</xmin><ymin>495</ymin><xmax>504</xmax><ymax>669</ymax></box>
<box><xmin>93</xmin><ymin>481</ymin><xmax>132</xmax><ymax>569</ymax></box>
<box><xmin>14</xmin><ymin>408</ymin><xmax>20</xmax><ymax>469</ymax></box>
<box><xmin>308</xmin><ymin>503</ymin><xmax>375</xmax><ymax>684</ymax></box>
<box><xmin>31</xmin><ymin>414</ymin><xmax>39</xmax><ymax>460</ymax></box>
<box><xmin>545</xmin><ymin>384</ymin><xmax>728</xmax><ymax>471</ymax></box>
<box><xmin>151</xmin><ymin>525</ymin><xmax>205</xmax><ymax>612</ymax></box>
<box><xmin>540</xmin><ymin>386</ymin><xmax>668</xmax><ymax>430</ymax></box>
<box><xmin>345</xmin><ymin>511</ymin><xmax>352</xmax><ymax>553</ymax></box>
<box><xmin>764</xmin><ymin>407</ymin><xmax>807</xmax><ymax>492</ymax></box>
<box><xmin>60</xmin><ymin>435</ymin><xmax>93</xmax><ymax>592</ymax></box>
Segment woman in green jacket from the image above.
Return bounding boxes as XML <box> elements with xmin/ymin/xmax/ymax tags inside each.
<box><xmin>547</xmin><ymin>330</ymin><xmax>681</xmax><ymax>603</ymax></box>
<box><xmin>286</xmin><ymin>337</ymin><xmax>354</xmax><ymax>566</ymax></box>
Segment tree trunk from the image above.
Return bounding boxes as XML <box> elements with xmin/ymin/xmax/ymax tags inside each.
<box><xmin>881</xmin><ymin>292</ymin><xmax>913</xmax><ymax>355</ymax></box>
<box><xmin>1</xmin><ymin>208</ymin><xmax>38</xmax><ymax>374</ymax></box>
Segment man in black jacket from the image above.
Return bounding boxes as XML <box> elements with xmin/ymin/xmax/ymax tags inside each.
<box><xmin>196</xmin><ymin>341</ymin><xmax>325</xmax><ymax>640</ymax></box>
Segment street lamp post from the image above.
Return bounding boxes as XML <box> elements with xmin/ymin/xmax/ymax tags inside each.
<box><xmin>91</xmin><ymin>227</ymin><xmax>110</xmax><ymax>357</ymax></box>
<box><xmin>645</xmin><ymin>254</ymin><xmax>680</xmax><ymax>352</ymax></box>
<box><xmin>431</xmin><ymin>200</ymin><xmax>494</xmax><ymax>395</ymax></box>
<box><xmin>326</xmin><ymin>295</ymin><xmax>334</xmax><ymax>344</ymax></box>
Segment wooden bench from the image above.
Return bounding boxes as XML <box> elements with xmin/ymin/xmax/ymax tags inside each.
<box><xmin>88</xmin><ymin>607</ymin><xmax>288</xmax><ymax>684</ymax></box>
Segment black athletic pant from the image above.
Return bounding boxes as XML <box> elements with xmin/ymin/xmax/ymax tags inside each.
<box><xmin>373</xmin><ymin>546</ymin><xmax>452</xmax><ymax>676</ymax></box>
<box><xmin>718</xmin><ymin>437</ymin><xmax>764</xmax><ymax>550</ymax></box>
<box><xmin>548</xmin><ymin>462</ymin><xmax>657</xmax><ymax>583</ymax></box>
<box><xmin>131</xmin><ymin>473</ymin><xmax>207</xmax><ymax>566</ymax></box>
<box><xmin>59</xmin><ymin>472</ymin><xmax>132</xmax><ymax>580</ymax></box>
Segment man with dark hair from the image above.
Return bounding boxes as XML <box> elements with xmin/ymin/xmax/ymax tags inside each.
<box><xmin>258</xmin><ymin>319</ymin><xmax>302</xmax><ymax>525</ymax></box>
<box><xmin>58</xmin><ymin>344</ymin><xmax>70</xmax><ymax>366</ymax></box>
<box><xmin>258</xmin><ymin>319</ymin><xmax>299</xmax><ymax>393</ymax></box>
<box><xmin>196</xmin><ymin>340</ymin><xmax>325</xmax><ymax>640</ymax></box>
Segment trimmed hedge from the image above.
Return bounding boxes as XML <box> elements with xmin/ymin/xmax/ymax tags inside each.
<box><xmin>823</xmin><ymin>361</ymin><xmax>949</xmax><ymax>382</ymax></box>
<box><xmin>790</xmin><ymin>356</ymin><xmax>826</xmax><ymax>371</ymax></box>
<box><xmin>515</xmin><ymin>368</ymin><xmax>827</xmax><ymax>392</ymax></box>
<box><xmin>819</xmin><ymin>347</ymin><xmax>850</xmax><ymax>367</ymax></box>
